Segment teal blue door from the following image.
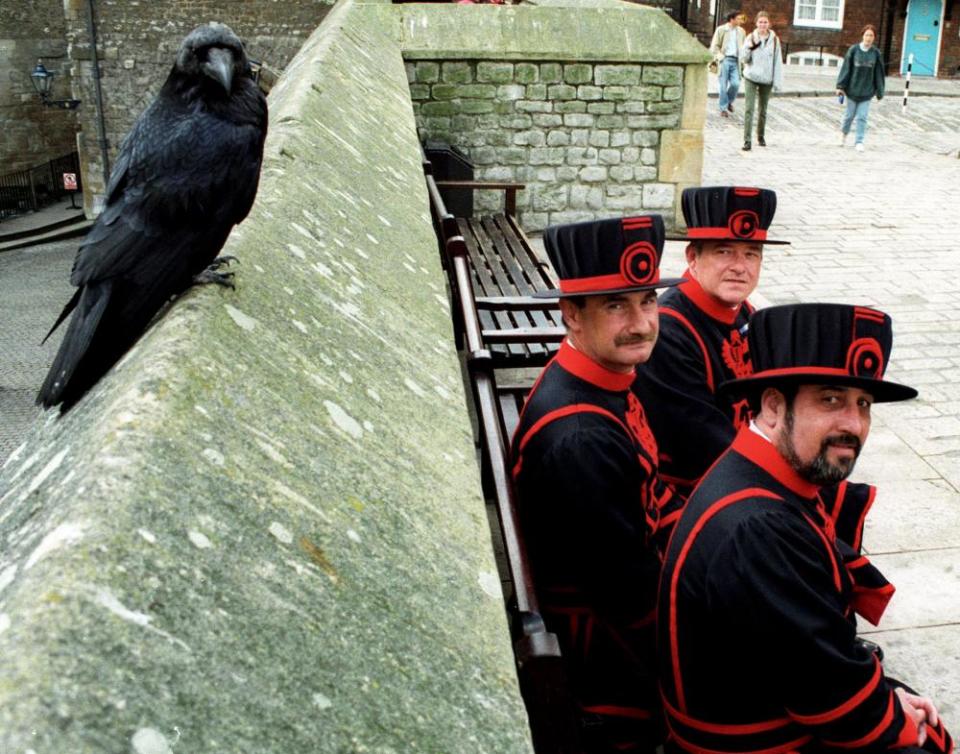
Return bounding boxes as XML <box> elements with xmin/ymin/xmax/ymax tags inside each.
<box><xmin>902</xmin><ymin>0</ymin><xmax>942</xmax><ymax>76</ymax></box>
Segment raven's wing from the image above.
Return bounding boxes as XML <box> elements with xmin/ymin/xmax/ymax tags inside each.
<box><xmin>71</xmin><ymin>83</ymin><xmax>266</xmax><ymax>288</ymax></box>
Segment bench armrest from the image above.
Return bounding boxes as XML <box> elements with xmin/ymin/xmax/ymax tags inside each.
<box><xmin>435</xmin><ymin>180</ymin><xmax>526</xmax><ymax>217</ymax></box>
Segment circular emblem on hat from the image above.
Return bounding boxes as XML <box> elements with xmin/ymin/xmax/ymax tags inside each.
<box><xmin>728</xmin><ymin>210</ymin><xmax>760</xmax><ymax>239</ymax></box>
<box><xmin>845</xmin><ymin>338</ymin><xmax>885</xmax><ymax>379</ymax></box>
<box><xmin>620</xmin><ymin>241</ymin><xmax>658</xmax><ymax>285</ymax></box>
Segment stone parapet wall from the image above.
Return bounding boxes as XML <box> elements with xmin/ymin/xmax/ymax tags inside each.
<box><xmin>399</xmin><ymin>1</ymin><xmax>710</xmax><ymax>231</ymax></box>
<box><xmin>409</xmin><ymin>59</ymin><xmax>686</xmax><ymax>230</ymax></box>
<box><xmin>0</xmin><ymin>1</ymin><xmax>532</xmax><ymax>750</ymax></box>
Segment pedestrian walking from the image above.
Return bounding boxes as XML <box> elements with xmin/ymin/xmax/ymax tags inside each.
<box><xmin>836</xmin><ymin>24</ymin><xmax>885</xmax><ymax>152</ymax></box>
<box><xmin>740</xmin><ymin>11</ymin><xmax>783</xmax><ymax>151</ymax></box>
<box><xmin>710</xmin><ymin>10</ymin><xmax>746</xmax><ymax>119</ymax></box>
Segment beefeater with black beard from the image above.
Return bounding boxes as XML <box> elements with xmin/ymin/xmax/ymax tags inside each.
<box><xmin>658</xmin><ymin>303</ymin><xmax>953</xmax><ymax>754</ymax></box>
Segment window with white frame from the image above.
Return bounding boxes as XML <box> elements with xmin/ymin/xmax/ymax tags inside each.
<box><xmin>794</xmin><ymin>0</ymin><xmax>844</xmax><ymax>29</ymax></box>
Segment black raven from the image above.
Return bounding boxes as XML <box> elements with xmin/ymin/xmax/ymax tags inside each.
<box><xmin>37</xmin><ymin>22</ymin><xmax>267</xmax><ymax>411</ymax></box>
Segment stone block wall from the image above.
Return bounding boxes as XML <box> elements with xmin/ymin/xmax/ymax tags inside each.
<box><xmin>408</xmin><ymin>59</ymin><xmax>698</xmax><ymax>231</ymax></box>
<box><xmin>0</xmin><ymin>2</ymin><xmax>533</xmax><ymax>750</ymax></box>
<box><xmin>61</xmin><ymin>0</ymin><xmax>335</xmax><ymax>214</ymax></box>
<box><xmin>0</xmin><ymin>0</ymin><xmax>78</xmax><ymax>174</ymax></box>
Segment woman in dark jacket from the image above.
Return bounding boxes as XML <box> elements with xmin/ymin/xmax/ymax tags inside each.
<box><xmin>836</xmin><ymin>24</ymin><xmax>886</xmax><ymax>152</ymax></box>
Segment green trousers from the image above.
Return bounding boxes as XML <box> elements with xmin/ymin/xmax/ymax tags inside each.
<box><xmin>743</xmin><ymin>78</ymin><xmax>772</xmax><ymax>143</ymax></box>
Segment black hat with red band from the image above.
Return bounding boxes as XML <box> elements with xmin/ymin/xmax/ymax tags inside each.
<box><xmin>536</xmin><ymin>214</ymin><xmax>683</xmax><ymax>298</ymax></box>
<box><xmin>669</xmin><ymin>186</ymin><xmax>790</xmax><ymax>245</ymax></box>
<box><xmin>719</xmin><ymin>303</ymin><xmax>918</xmax><ymax>403</ymax></box>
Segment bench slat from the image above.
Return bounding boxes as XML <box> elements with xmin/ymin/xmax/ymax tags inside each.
<box><xmin>458</xmin><ymin>219</ymin><xmax>528</xmax><ymax>359</ymax></box>
<box><xmin>465</xmin><ymin>218</ymin><xmax>547</xmax><ymax>360</ymax></box>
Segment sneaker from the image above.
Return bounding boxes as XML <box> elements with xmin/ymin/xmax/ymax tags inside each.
<box><xmin>720</xmin><ymin>110</ymin><xmax>729</xmax><ymax>118</ymax></box>
<box><xmin>742</xmin><ymin>141</ymin><xmax>752</xmax><ymax>151</ymax></box>
<box><xmin>728</xmin><ymin>103</ymin><xmax>735</xmax><ymax>113</ymax></box>
<box><xmin>758</xmin><ymin>137</ymin><xmax>766</xmax><ymax>147</ymax></box>
<box><xmin>855</xmin><ymin>142</ymin><xmax>865</xmax><ymax>152</ymax></box>
<box><xmin>840</xmin><ymin>131</ymin><xmax>849</xmax><ymax>147</ymax></box>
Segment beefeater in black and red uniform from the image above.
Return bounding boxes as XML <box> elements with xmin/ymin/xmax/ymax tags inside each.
<box><xmin>658</xmin><ymin>303</ymin><xmax>953</xmax><ymax>754</ymax></box>
<box><xmin>634</xmin><ymin>187</ymin><xmax>877</xmax><ymax>553</ymax></box>
<box><xmin>634</xmin><ymin>186</ymin><xmax>789</xmax><ymax>495</ymax></box>
<box><xmin>510</xmin><ymin>215</ymin><xmax>684</xmax><ymax>753</ymax></box>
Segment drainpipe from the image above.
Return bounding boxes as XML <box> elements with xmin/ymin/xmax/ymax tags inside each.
<box><xmin>86</xmin><ymin>0</ymin><xmax>111</xmax><ymax>192</ymax></box>
<box><xmin>882</xmin><ymin>0</ymin><xmax>897</xmax><ymax>74</ymax></box>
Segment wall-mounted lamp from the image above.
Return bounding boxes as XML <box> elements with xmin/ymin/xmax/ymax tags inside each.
<box><xmin>30</xmin><ymin>61</ymin><xmax>81</xmax><ymax>110</ymax></box>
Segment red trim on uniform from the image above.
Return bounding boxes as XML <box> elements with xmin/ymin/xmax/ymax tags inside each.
<box><xmin>623</xmin><ymin>216</ymin><xmax>653</xmax><ymax>229</ymax></box>
<box><xmin>800</xmin><ymin>511</ymin><xmax>843</xmax><ymax>592</ymax></box>
<box><xmin>556</xmin><ymin>339</ymin><xmax>635</xmax><ymax>392</ymax></box>
<box><xmin>822</xmin><ymin>688</ymin><xmax>899</xmax><ymax>749</ymax></box>
<box><xmin>851</xmin><ymin>582</ymin><xmax>895</xmax><ymax>626</ymax></box>
<box><xmin>742</xmin><ymin>366</ymin><xmax>858</xmax><ymax>381</ymax></box>
<box><xmin>669</xmin><ymin>486</ymin><xmax>783</xmax><ymax>712</ymax></box>
<box><xmin>677</xmin><ymin>274</ymin><xmax>745</xmax><ymax>326</ymax></box>
<box><xmin>663</xmin><ymin>696</ymin><xmax>792</xmax><ymax>734</ymax></box>
<box><xmin>660</xmin><ymin>472</ymin><xmax>699</xmax><ymax>488</ymax></box>
<box><xmin>659</xmin><ymin>509</ymin><xmax>683</xmax><ymax>530</ymax></box>
<box><xmin>667</xmin><ymin>726</ymin><xmax>812</xmax><ymax>754</ymax></box>
<box><xmin>734</xmin><ymin>187</ymin><xmax>761</xmax><ymax>197</ymax></box>
<box><xmin>512</xmin><ymin>403</ymin><xmax>629</xmax><ymax>478</ymax></box>
<box><xmin>892</xmin><ymin>697</ymin><xmax>922</xmax><ymax>748</ymax></box>
<box><xmin>660</xmin><ymin>308</ymin><xmax>716</xmax><ymax>392</ymax></box>
<box><xmin>730</xmin><ymin>428</ymin><xmax>821</xmax><ymax>499</ymax></box>
<box><xmin>854</xmin><ymin>306</ymin><xmax>886</xmax><ymax>324</ymax></box>
<box><xmin>825</xmin><ymin>479</ymin><xmax>847</xmax><ymax>524</ymax></box>
<box><xmin>846</xmin><ymin>556</ymin><xmax>869</xmax><ymax>569</ymax></box>
<box><xmin>788</xmin><ymin>656</ymin><xmax>881</xmax><ymax>725</ymax></box>
<box><xmin>687</xmin><ymin>227</ymin><xmax>769</xmax><ymax>241</ymax></box>
<box><xmin>851</xmin><ymin>484</ymin><xmax>876</xmax><ymax>552</ymax></box>
<box><xmin>559</xmin><ymin>271</ymin><xmax>660</xmax><ymax>294</ymax></box>
<box><xmin>583</xmin><ymin>705</ymin><xmax>653</xmax><ymax>720</ymax></box>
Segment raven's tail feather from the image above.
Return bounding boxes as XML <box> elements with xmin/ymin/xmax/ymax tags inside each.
<box><xmin>41</xmin><ymin>288</ymin><xmax>81</xmax><ymax>345</ymax></box>
<box><xmin>37</xmin><ymin>281</ymin><xmax>113</xmax><ymax>409</ymax></box>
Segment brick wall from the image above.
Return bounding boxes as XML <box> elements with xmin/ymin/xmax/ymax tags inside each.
<box><xmin>409</xmin><ymin>60</ymin><xmax>690</xmax><ymax>231</ymax></box>
<box><xmin>61</xmin><ymin>0</ymin><xmax>334</xmax><ymax>213</ymax></box>
<box><xmin>734</xmin><ymin>0</ymin><xmax>960</xmax><ymax>78</ymax></box>
<box><xmin>0</xmin><ymin>0</ymin><xmax>78</xmax><ymax>174</ymax></box>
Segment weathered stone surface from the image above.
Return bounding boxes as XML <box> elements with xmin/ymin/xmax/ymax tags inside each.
<box><xmin>401</xmin><ymin>1</ymin><xmax>708</xmax><ymax>228</ymax></box>
<box><xmin>477</xmin><ymin>61</ymin><xmax>514</xmax><ymax>83</ymax></box>
<box><xmin>659</xmin><ymin>129</ymin><xmax>704</xmax><ymax>184</ymax></box>
<box><xmin>0</xmin><ymin>3</ymin><xmax>533</xmax><ymax>752</ymax></box>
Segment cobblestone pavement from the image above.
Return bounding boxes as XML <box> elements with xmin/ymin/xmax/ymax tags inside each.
<box><xmin>0</xmin><ymin>240</ymin><xmax>73</xmax><ymax>464</ymax></box>
<box><xmin>702</xmin><ymin>95</ymin><xmax>960</xmax><ymax>719</ymax></box>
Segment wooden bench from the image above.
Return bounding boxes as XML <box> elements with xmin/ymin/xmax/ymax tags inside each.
<box><xmin>425</xmin><ymin>165</ymin><xmax>564</xmax><ymax>368</ymax></box>
<box><xmin>425</xmin><ymin>165</ymin><xmax>581</xmax><ymax>752</ymax></box>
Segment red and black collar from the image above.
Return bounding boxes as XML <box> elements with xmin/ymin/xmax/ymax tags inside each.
<box><xmin>556</xmin><ymin>340</ymin><xmax>635</xmax><ymax>392</ymax></box>
<box><xmin>677</xmin><ymin>271</ymin><xmax>745</xmax><ymax>326</ymax></box>
<box><xmin>731</xmin><ymin>426</ymin><xmax>820</xmax><ymax>499</ymax></box>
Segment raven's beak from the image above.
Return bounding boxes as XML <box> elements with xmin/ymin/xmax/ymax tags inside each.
<box><xmin>203</xmin><ymin>47</ymin><xmax>234</xmax><ymax>92</ymax></box>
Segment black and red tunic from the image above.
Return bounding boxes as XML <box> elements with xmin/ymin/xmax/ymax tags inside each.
<box><xmin>635</xmin><ymin>274</ymin><xmax>876</xmax><ymax>550</ymax></box>
<box><xmin>511</xmin><ymin>340</ymin><xmax>682</xmax><ymax>752</ymax></box>
<box><xmin>633</xmin><ymin>273</ymin><xmax>754</xmax><ymax>495</ymax></box>
<box><xmin>658</xmin><ymin>427</ymin><xmax>953</xmax><ymax>754</ymax></box>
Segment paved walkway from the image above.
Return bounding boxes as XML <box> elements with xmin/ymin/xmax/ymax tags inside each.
<box><xmin>699</xmin><ymin>94</ymin><xmax>960</xmax><ymax>722</ymax></box>
<box><xmin>0</xmin><ymin>239</ymin><xmax>73</xmax><ymax>463</ymax></box>
<box><xmin>710</xmin><ymin>66</ymin><xmax>960</xmax><ymax>98</ymax></box>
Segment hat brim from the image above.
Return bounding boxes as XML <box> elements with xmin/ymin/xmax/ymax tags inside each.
<box><xmin>718</xmin><ymin>372</ymin><xmax>918</xmax><ymax>404</ymax></box>
<box><xmin>533</xmin><ymin>276</ymin><xmax>685</xmax><ymax>299</ymax></box>
<box><xmin>665</xmin><ymin>234</ymin><xmax>791</xmax><ymax>245</ymax></box>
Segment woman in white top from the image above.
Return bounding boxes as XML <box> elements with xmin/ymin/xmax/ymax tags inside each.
<box><xmin>740</xmin><ymin>11</ymin><xmax>784</xmax><ymax>151</ymax></box>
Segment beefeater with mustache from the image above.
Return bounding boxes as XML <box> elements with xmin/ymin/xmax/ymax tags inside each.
<box><xmin>510</xmin><ymin>215</ymin><xmax>684</xmax><ymax>753</ymax></box>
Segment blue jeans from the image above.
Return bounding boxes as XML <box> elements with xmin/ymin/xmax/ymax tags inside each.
<box><xmin>718</xmin><ymin>57</ymin><xmax>740</xmax><ymax>112</ymax></box>
<box><xmin>842</xmin><ymin>98</ymin><xmax>872</xmax><ymax>144</ymax></box>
